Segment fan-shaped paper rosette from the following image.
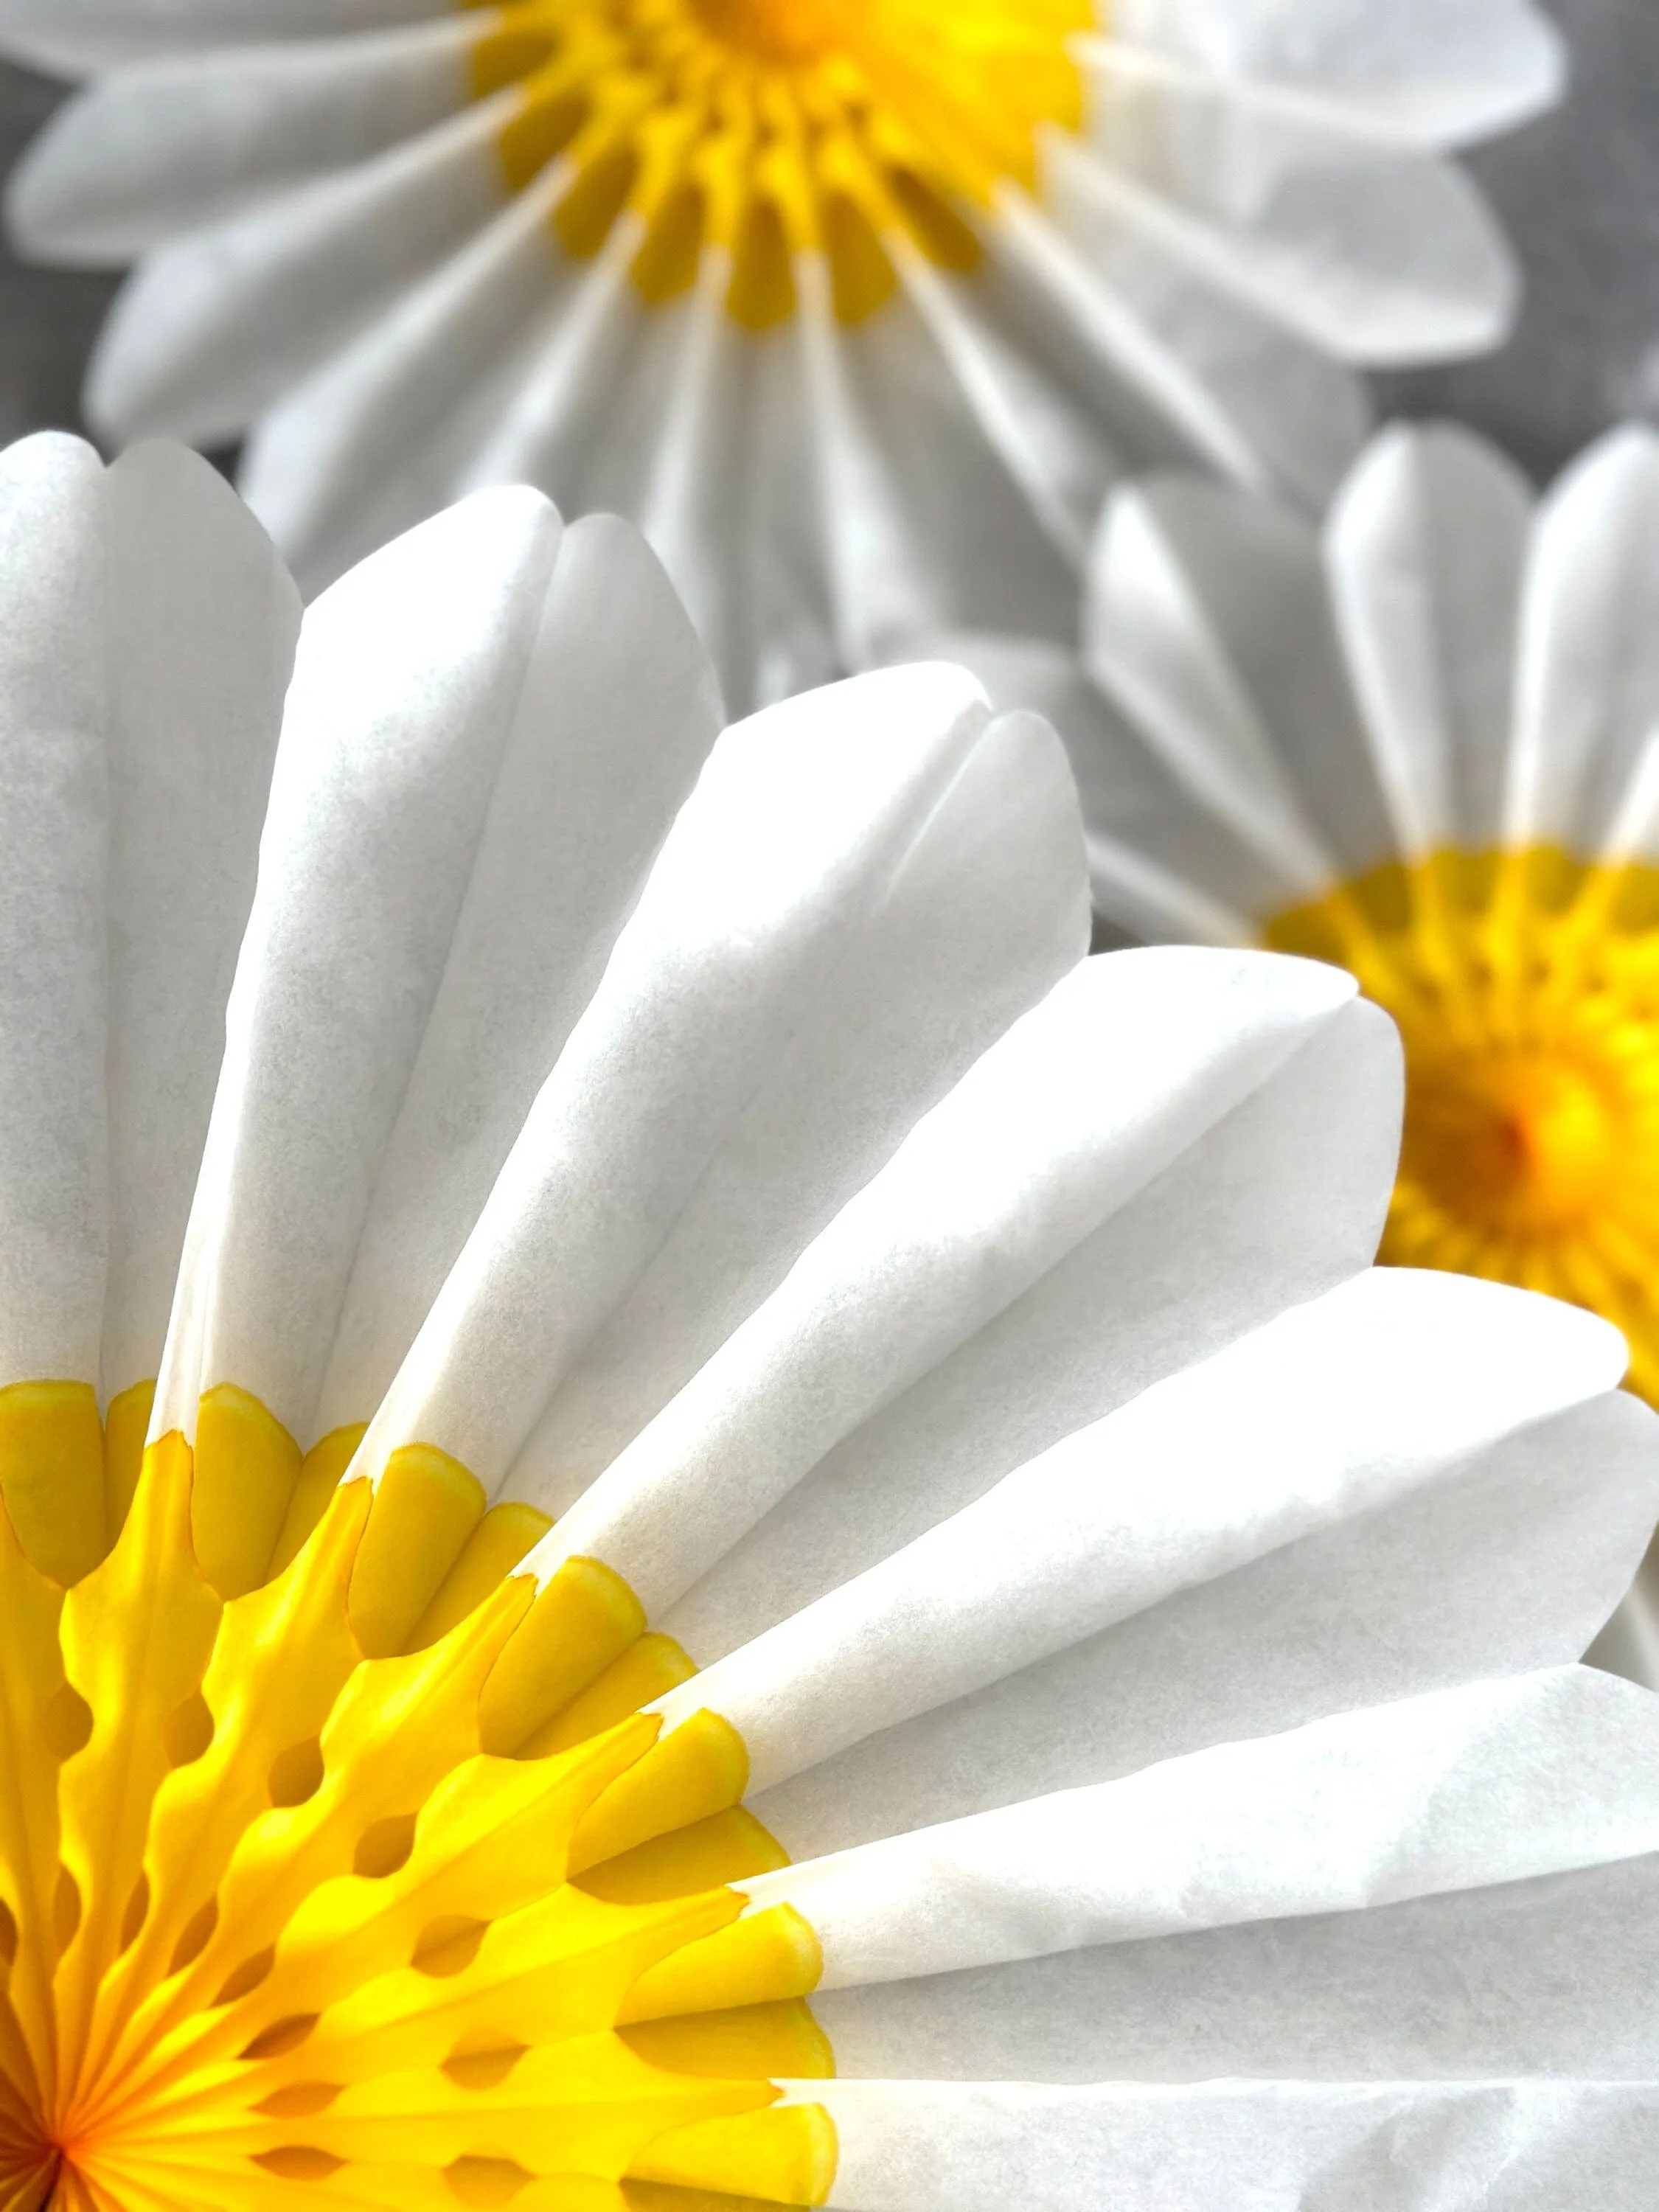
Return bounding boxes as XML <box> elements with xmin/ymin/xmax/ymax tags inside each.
<box><xmin>4</xmin><ymin>431</ymin><xmax>1659</xmax><ymax>2211</ymax></box>
<box><xmin>0</xmin><ymin>0</ymin><xmax>1562</xmax><ymax>709</ymax></box>
<box><xmin>917</xmin><ymin>426</ymin><xmax>1659</xmax><ymax>1615</ymax></box>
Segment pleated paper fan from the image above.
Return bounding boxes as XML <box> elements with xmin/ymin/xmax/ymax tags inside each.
<box><xmin>1</xmin><ymin>434</ymin><xmax>1658</xmax><ymax>2211</ymax></box>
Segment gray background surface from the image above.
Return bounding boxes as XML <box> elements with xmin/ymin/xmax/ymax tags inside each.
<box><xmin>0</xmin><ymin>0</ymin><xmax>1653</xmax><ymax>483</ymax></box>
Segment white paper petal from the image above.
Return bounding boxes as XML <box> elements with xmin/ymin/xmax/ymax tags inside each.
<box><xmin>796</xmin><ymin>257</ymin><xmax>1080</xmax><ymax>668</ymax></box>
<box><xmin>877</xmin><ymin>630</ymin><xmax>1265</xmax><ymax>939</ymax></box>
<box><xmin>1052</xmin><ymin>87</ymin><xmax>1519</xmax><ymax>367</ymax></box>
<box><xmin>817</xmin><ymin>1844</ymin><xmax>1659</xmax><ymax>2086</ymax></box>
<box><xmin>0</xmin><ymin>0</ymin><xmax>448</xmax><ymax>74</ymax></box>
<box><xmin>811</xmin><ymin>2076</ymin><xmax>1658</xmax><ymax>2212</ymax></box>
<box><xmin>522</xmin><ymin>948</ymin><xmax>1363</xmax><ymax>1615</ymax></box>
<box><xmin>503</xmin><ymin>706</ymin><xmax>1088</xmax><ymax>1505</ymax></box>
<box><xmin>6</xmin><ymin>24</ymin><xmax>473</xmax><ymax>265</ymax></box>
<box><xmin>1324</xmin><ymin>420</ymin><xmax>1533</xmax><ymax>856</ymax></box>
<box><xmin>891</xmin><ymin>246</ymin><xmax>1121</xmax><ymax>570</ymax></box>
<box><xmin>982</xmin><ymin>185</ymin><xmax>1236</xmax><ymax>487</ymax></box>
<box><xmin>990</xmin><ymin>184</ymin><xmax>1369</xmax><ymax>513</ymax></box>
<box><xmin>540</xmin><ymin>285</ymin><xmax>712</xmax><ymax>568</ymax></box>
<box><xmin>729</xmin><ymin>319</ymin><xmax>838</xmax><ymax>709</ymax></box>
<box><xmin>662</xmin><ymin>1270</ymin><xmax>1624</xmax><ymax>1795</ymax></box>
<box><xmin>101</xmin><ymin>441</ymin><xmax>299</xmax><ymax>1397</ymax></box>
<box><xmin>627</xmin><ymin>252</ymin><xmax>745</xmax><ymax>703</ymax></box>
<box><xmin>85</xmin><ymin>91</ymin><xmax>512</xmax><ymax>446</ymax></box>
<box><xmin>1505</xmin><ymin>425</ymin><xmax>1659</xmax><ymax>859</ymax></box>
<box><xmin>353</xmin><ymin>666</ymin><xmax>1087</xmax><ymax>1498</ymax></box>
<box><xmin>241</xmin><ymin>296</ymin><xmax>557</xmax><ymax>604</ymax></box>
<box><xmin>796</xmin><ymin>257</ymin><xmax>944</xmax><ymax>670</ymax></box>
<box><xmin>153</xmin><ymin>486</ymin><xmax>561</xmax><ymax>1443</ymax></box>
<box><xmin>746</xmin><ymin>1666</ymin><xmax>1659</xmax><ymax>1990</ymax></box>
<box><xmin>615</xmin><ymin>303</ymin><xmax>836</xmax><ymax>720</ymax></box>
<box><xmin>0</xmin><ymin>434</ymin><xmax>108</xmax><ymax>1386</ymax></box>
<box><xmin>757</xmin><ymin>1391</ymin><xmax>1659</xmax><ymax>1859</ymax></box>
<box><xmin>1109</xmin><ymin>0</ymin><xmax>1565</xmax><ymax>149</ymax></box>
<box><xmin>1082</xmin><ymin>479</ymin><xmax>1360</xmax><ymax>899</ymax></box>
<box><xmin>308</xmin><ymin>514</ymin><xmax>722</xmax><ymax>1429</ymax></box>
<box><xmin>240</xmin><ymin>159</ymin><xmax>571</xmax><ymax>585</ymax></box>
<box><xmin>455</xmin><ymin>223</ymin><xmax>645</xmax><ymax>518</ymax></box>
<box><xmin>672</xmin><ymin>990</ymin><xmax>1399</xmax><ymax>1669</ymax></box>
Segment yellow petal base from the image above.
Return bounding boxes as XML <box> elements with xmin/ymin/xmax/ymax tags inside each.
<box><xmin>0</xmin><ymin>1407</ymin><xmax>834</xmax><ymax>2209</ymax></box>
<box><xmin>1266</xmin><ymin>847</ymin><xmax>1659</xmax><ymax>1400</ymax></box>
<box><xmin>471</xmin><ymin>0</ymin><xmax>1092</xmax><ymax>327</ymax></box>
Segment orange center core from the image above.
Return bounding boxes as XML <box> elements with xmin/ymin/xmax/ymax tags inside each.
<box><xmin>1264</xmin><ymin>847</ymin><xmax>1659</xmax><ymax>1404</ymax></box>
<box><xmin>1401</xmin><ymin>1048</ymin><xmax>1623</xmax><ymax>1235</ymax></box>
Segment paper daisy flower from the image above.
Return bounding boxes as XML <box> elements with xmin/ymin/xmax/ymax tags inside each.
<box><xmin>0</xmin><ymin>0</ymin><xmax>1562</xmax><ymax>709</ymax></box>
<box><xmin>940</xmin><ymin>423</ymin><xmax>1659</xmax><ymax>1415</ymax></box>
<box><xmin>6</xmin><ymin>428</ymin><xmax>1659</xmax><ymax>2211</ymax></box>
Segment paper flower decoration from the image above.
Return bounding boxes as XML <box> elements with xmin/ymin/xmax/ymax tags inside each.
<box><xmin>5</xmin><ymin>430</ymin><xmax>1659</xmax><ymax>2210</ymax></box>
<box><xmin>0</xmin><ymin>0</ymin><xmax>1562</xmax><ymax>708</ymax></box>
<box><xmin>940</xmin><ymin>424</ymin><xmax>1659</xmax><ymax>1427</ymax></box>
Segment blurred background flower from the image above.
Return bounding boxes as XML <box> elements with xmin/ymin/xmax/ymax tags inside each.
<box><xmin>926</xmin><ymin>420</ymin><xmax>1659</xmax><ymax>1406</ymax></box>
<box><xmin>0</xmin><ymin>0</ymin><xmax>1647</xmax><ymax>517</ymax></box>
<box><xmin>0</xmin><ymin>0</ymin><xmax>1571</xmax><ymax>717</ymax></box>
<box><xmin>0</xmin><ymin>60</ymin><xmax>118</xmax><ymax>443</ymax></box>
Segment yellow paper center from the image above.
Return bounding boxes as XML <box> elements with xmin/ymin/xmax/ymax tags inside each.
<box><xmin>470</xmin><ymin>0</ymin><xmax>1093</xmax><ymax>325</ymax></box>
<box><xmin>1266</xmin><ymin>848</ymin><xmax>1659</xmax><ymax>1402</ymax></box>
<box><xmin>0</xmin><ymin>1397</ymin><xmax>836</xmax><ymax>2210</ymax></box>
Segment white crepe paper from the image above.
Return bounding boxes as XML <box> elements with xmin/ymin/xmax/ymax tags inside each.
<box><xmin>807</xmin><ymin>2077</ymin><xmax>1659</xmax><ymax>2212</ymax></box>
<box><xmin>0</xmin><ymin>433</ymin><xmax>296</xmax><ymax>1399</ymax></box>
<box><xmin>652</xmin><ymin>1270</ymin><xmax>1624</xmax><ymax>1795</ymax></box>
<box><xmin>0</xmin><ymin>437</ymin><xmax>112</xmax><ymax>1389</ymax></box>
<box><xmin>931</xmin><ymin>418</ymin><xmax>1659</xmax><ymax>1692</ymax></box>
<box><xmin>349</xmin><ymin>671</ymin><xmax>1086</xmax><ymax>1501</ymax></box>
<box><xmin>745</xmin><ymin>1667</ymin><xmax>1659</xmax><ymax>1987</ymax></box>
<box><xmin>510</xmin><ymin>948</ymin><xmax>1357</xmax><ymax>1610</ymax></box>
<box><xmin>154</xmin><ymin>484</ymin><xmax>564</xmax><ymax>1443</ymax></box>
<box><xmin>157</xmin><ymin>505</ymin><xmax>1088</xmax><ymax>1456</ymax></box>
<box><xmin>664</xmin><ymin>992</ymin><xmax>1402</xmax><ymax>1664</ymax></box>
